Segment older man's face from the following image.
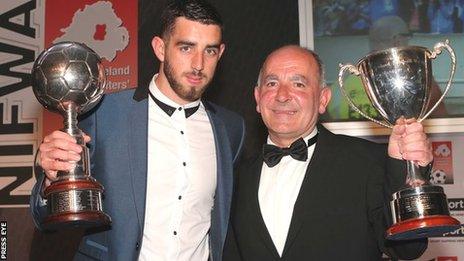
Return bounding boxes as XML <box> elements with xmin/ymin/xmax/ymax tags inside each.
<box><xmin>254</xmin><ymin>47</ymin><xmax>331</xmax><ymax>147</ymax></box>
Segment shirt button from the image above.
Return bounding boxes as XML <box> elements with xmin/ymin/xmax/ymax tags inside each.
<box><xmin>180</xmin><ymin>130</ymin><xmax>184</xmax><ymax>135</ymax></box>
<box><xmin>178</xmin><ymin>195</ymin><xmax>182</xmax><ymax>200</ymax></box>
<box><xmin>136</xmin><ymin>242</ymin><xmax>140</xmax><ymax>250</ymax></box>
<box><xmin>182</xmin><ymin>162</ymin><xmax>186</xmax><ymax>166</ymax></box>
<box><xmin>173</xmin><ymin>231</ymin><xmax>177</xmax><ymax>235</ymax></box>
<box><xmin>178</xmin><ymin>107</ymin><xmax>182</xmax><ymax>111</ymax></box>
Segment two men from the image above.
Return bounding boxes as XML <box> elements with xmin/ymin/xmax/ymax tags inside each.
<box><xmin>30</xmin><ymin>1</ymin><xmax>244</xmax><ymax>260</ymax></box>
<box><xmin>32</xmin><ymin>2</ymin><xmax>432</xmax><ymax>260</ymax></box>
<box><xmin>224</xmin><ymin>45</ymin><xmax>431</xmax><ymax>260</ymax></box>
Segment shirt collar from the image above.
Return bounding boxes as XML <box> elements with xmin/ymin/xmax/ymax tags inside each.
<box><xmin>267</xmin><ymin>127</ymin><xmax>318</xmax><ymax>147</ymax></box>
<box><xmin>148</xmin><ymin>74</ymin><xmax>201</xmax><ymax>110</ymax></box>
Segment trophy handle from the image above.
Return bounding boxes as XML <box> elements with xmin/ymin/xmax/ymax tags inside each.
<box><xmin>338</xmin><ymin>63</ymin><xmax>391</xmax><ymax>128</ymax></box>
<box><xmin>420</xmin><ymin>39</ymin><xmax>456</xmax><ymax>121</ymax></box>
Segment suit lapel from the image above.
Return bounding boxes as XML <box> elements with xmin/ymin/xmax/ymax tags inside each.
<box><xmin>281</xmin><ymin>125</ymin><xmax>334</xmax><ymax>257</ymax></box>
<box><xmin>247</xmin><ymin>155</ymin><xmax>281</xmax><ymax>259</ymax></box>
<box><xmin>127</xmin><ymin>97</ymin><xmax>148</xmax><ymax>232</ymax></box>
<box><xmin>204</xmin><ymin>102</ymin><xmax>233</xmax><ymax>261</ymax></box>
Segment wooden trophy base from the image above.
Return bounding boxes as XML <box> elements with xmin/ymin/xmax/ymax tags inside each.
<box><xmin>43</xmin><ymin>179</ymin><xmax>111</xmax><ymax>230</ymax></box>
<box><xmin>43</xmin><ymin>211</ymin><xmax>111</xmax><ymax>231</ymax></box>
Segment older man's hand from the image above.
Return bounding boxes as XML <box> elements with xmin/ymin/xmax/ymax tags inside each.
<box><xmin>388</xmin><ymin>117</ymin><xmax>433</xmax><ymax>167</ymax></box>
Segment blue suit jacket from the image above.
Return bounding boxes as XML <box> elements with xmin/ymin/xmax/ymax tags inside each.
<box><xmin>30</xmin><ymin>88</ymin><xmax>245</xmax><ymax>261</ymax></box>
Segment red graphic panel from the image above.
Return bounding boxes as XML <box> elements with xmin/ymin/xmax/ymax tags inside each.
<box><xmin>43</xmin><ymin>0</ymin><xmax>138</xmax><ymax>136</ymax></box>
<box><xmin>431</xmin><ymin>141</ymin><xmax>454</xmax><ymax>184</ymax></box>
<box><xmin>437</xmin><ymin>257</ymin><xmax>458</xmax><ymax>261</ymax></box>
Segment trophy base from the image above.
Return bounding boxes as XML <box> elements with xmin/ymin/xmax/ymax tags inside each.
<box><xmin>43</xmin><ymin>179</ymin><xmax>111</xmax><ymax>230</ymax></box>
<box><xmin>388</xmin><ymin>185</ymin><xmax>460</xmax><ymax>240</ymax></box>
<box><xmin>42</xmin><ymin>211</ymin><xmax>111</xmax><ymax>231</ymax></box>
<box><xmin>386</xmin><ymin>215</ymin><xmax>460</xmax><ymax>240</ymax></box>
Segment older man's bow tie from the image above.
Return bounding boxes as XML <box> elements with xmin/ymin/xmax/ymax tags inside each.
<box><xmin>262</xmin><ymin>134</ymin><xmax>318</xmax><ymax>168</ymax></box>
<box><xmin>149</xmin><ymin>91</ymin><xmax>199</xmax><ymax>118</ymax></box>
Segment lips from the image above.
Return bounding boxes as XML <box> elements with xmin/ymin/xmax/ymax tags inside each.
<box><xmin>185</xmin><ymin>72</ymin><xmax>205</xmax><ymax>85</ymax></box>
<box><xmin>272</xmin><ymin>109</ymin><xmax>296</xmax><ymax>115</ymax></box>
<box><xmin>186</xmin><ymin>75</ymin><xmax>203</xmax><ymax>85</ymax></box>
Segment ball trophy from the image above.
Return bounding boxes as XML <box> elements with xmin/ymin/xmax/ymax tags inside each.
<box><xmin>31</xmin><ymin>42</ymin><xmax>111</xmax><ymax>230</ymax></box>
<box><xmin>338</xmin><ymin>40</ymin><xmax>460</xmax><ymax>240</ymax></box>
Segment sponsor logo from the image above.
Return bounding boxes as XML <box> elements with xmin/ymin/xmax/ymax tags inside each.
<box><xmin>431</xmin><ymin>141</ymin><xmax>454</xmax><ymax>184</ymax></box>
<box><xmin>448</xmin><ymin>198</ymin><xmax>464</xmax><ymax>211</ymax></box>
<box><xmin>442</xmin><ymin>225</ymin><xmax>464</xmax><ymax>237</ymax></box>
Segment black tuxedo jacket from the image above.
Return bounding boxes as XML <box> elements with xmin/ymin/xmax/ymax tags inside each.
<box><xmin>224</xmin><ymin>125</ymin><xmax>427</xmax><ymax>261</ymax></box>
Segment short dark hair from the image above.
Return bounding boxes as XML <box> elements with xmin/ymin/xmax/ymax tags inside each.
<box><xmin>160</xmin><ymin>0</ymin><xmax>223</xmax><ymax>38</ymax></box>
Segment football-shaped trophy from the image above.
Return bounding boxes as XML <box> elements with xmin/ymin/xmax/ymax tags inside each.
<box><xmin>338</xmin><ymin>40</ymin><xmax>460</xmax><ymax>240</ymax></box>
<box><xmin>32</xmin><ymin>41</ymin><xmax>111</xmax><ymax>229</ymax></box>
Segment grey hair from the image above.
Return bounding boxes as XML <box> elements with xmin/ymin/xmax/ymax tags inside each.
<box><xmin>256</xmin><ymin>45</ymin><xmax>326</xmax><ymax>88</ymax></box>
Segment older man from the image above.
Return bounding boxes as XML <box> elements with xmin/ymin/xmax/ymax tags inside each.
<box><xmin>224</xmin><ymin>45</ymin><xmax>430</xmax><ymax>260</ymax></box>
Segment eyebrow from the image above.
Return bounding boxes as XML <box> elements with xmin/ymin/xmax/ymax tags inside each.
<box><xmin>176</xmin><ymin>40</ymin><xmax>195</xmax><ymax>46</ymax></box>
<box><xmin>263</xmin><ymin>74</ymin><xmax>279</xmax><ymax>82</ymax></box>
<box><xmin>175</xmin><ymin>41</ymin><xmax>221</xmax><ymax>49</ymax></box>
<box><xmin>263</xmin><ymin>74</ymin><xmax>309</xmax><ymax>84</ymax></box>
<box><xmin>206</xmin><ymin>43</ymin><xmax>221</xmax><ymax>49</ymax></box>
<box><xmin>289</xmin><ymin>74</ymin><xmax>308</xmax><ymax>84</ymax></box>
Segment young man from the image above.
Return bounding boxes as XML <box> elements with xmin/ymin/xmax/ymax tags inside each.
<box><xmin>30</xmin><ymin>1</ymin><xmax>245</xmax><ymax>260</ymax></box>
<box><xmin>225</xmin><ymin>45</ymin><xmax>430</xmax><ymax>260</ymax></box>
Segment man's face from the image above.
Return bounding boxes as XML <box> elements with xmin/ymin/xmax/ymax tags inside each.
<box><xmin>254</xmin><ymin>47</ymin><xmax>331</xmax><ymax>147</ymax></box>
<box><xmin>153</xmin><ymin>17</ymin><xmax>225</xmax><ymax>103</ymax></box>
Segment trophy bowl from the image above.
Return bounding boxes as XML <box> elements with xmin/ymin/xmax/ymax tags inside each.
<box><xmin>338</xmin><ymin>40</ymin><xmax>460</xmax><ymax>240</ymax></box>
<box><xmin>32</xmin><ymin>42</ymin><xmax>111</xmax><ymax>230</ymax></box>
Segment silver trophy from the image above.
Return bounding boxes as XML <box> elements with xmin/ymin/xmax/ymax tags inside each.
<box><xmin>32</xmin><ymin>42</ymin><xmax>111</xmax><ymax>229</ymax></box>
<box><xmin>338</xmin><ymin>40</ymin><xmax>460</xmax><ymax>240</ymax></box>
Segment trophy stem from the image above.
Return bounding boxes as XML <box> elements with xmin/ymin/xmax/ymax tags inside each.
<box><xmin>57</xmin><ymin>102</ymin><xmax>89</xmax><ymax>180</ymax></box>
<box><xmin>62</xmin><ymin>102</ymin><xmax>84</xmax><ymax>144</ymax></box>
<box><xmin>406</xmin><ymin>160</ymin><xmax>428</xmax><ymax>186</ymax></box>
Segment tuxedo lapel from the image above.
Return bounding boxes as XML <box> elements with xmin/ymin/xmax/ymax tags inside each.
<box><xmin>281</xmin><ymin>125</ymin><xmax>335</xmax><ymax>257</ymax></box>
<box><xmin>204</xmin><ymin>102</ymin><xmax>233</xmax><ymax>261</ymax></box>
<box><xmin>246</xmin><ymin>155</ymin><xmax>281</xmax><ymax>259</ymax></box>
<box><xmin>127</xmin><ymin>97</ymin><xmax>148</xmax><ymax>232</ymax></box>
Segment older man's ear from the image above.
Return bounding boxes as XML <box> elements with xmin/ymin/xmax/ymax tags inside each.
<box><xmin>318</xmin><ymin>87</ymin><xmax>332</xmax><ymax>114</ymax></box>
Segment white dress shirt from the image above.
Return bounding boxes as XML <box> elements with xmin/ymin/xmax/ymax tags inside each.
<box><xmin>139</xmin><ymin>76</ymin><xmax>216</xmax><ymax>261</ymax></box>
<box><xmin>258</xmin><ymin>128</ymin><xmax>318</xmax><ymax>256</ymax></box>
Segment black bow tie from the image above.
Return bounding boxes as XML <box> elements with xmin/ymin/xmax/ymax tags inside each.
<box><xmin>262</xmin><ymin>134</ymin><xmax>318</xmax><ymax>168</ymax></box>
<box><xmin>149</xmin><ymin>91</ymin><xmax>200</xmax><ymax>118</ymax></box>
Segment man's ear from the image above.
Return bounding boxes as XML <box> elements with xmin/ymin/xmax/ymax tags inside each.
<box><xmin>152</xmin><ymin>36</ymin><xmax>165</xmax><ymax>62</ymax></box>
<box><xmin>254</xmin><ymin>86</ymin><xmax>261</xmax><ymax>114</ymax></box>
<box><xmin>318</xmin><ymin>86</ymin><xmax>332</xmax><ymax>114</ymax></box>
<box><xmin>218</xmin><ymin>43</ymin><xmax>225</xmax><ymax>60</ymax></box>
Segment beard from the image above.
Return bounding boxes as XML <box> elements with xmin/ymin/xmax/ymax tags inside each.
<box><xmin>163</xmin><ymin>58</ymin><xmax>210</xmax><ymax>102</ymax></box>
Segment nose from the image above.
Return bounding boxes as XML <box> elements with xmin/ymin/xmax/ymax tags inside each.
<box><xmin>192</xmin><ymin>51</ymin><xmax>204</xmax><ymax>72</ymax></box>
<box><xmin>275</xmin><ymin>84</ymin><xmax>291</xmax><ymax>103</ymax></box>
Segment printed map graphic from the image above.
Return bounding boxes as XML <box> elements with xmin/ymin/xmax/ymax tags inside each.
<box><xmin>54</xmin><ymin>1</ymin><xmax>129</xmax><ymax>61</ymax></box>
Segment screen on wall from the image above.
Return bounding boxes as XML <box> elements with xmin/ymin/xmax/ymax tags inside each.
<box><xmin>311</xmin><ymin>0</ymin><xmax>464</xmax><ymax>123</ymax></box>
<box><xmin>313</xmin><ymin>0</ymin><xmax>464</xmax><ymax>36</ymax></box>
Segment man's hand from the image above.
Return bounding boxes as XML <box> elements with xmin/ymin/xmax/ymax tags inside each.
<box><xmin>38</xmin><ymin>130</ymin><xmax>91</xmax><ymax>187</ymax></box>
<box><xmin>388</xmin><ymin>118</ymin><xmax>433</xmax><ymax>167</ymax></box>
